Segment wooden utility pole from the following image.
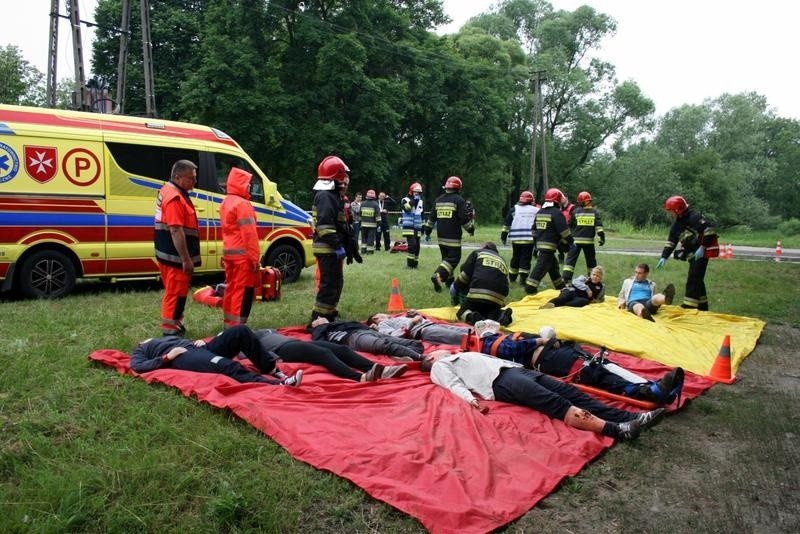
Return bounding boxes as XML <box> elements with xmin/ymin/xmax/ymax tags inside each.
<box><xmin>46</xmin><ymin>0</ymin><xmax>59</xmax><ymax>108</ymax></box>
<box><xmin>115</xmin><ymin>0</ymin><xmax>131</xmax><ymax>114</ymax></box>
<box><xmin>528</xmin><ymin>70</ymin><xmax>548</xmax><ymax>195</ymax></box>
<box><xmin>140</xmin><ymin>0</ymin><xmax>157</xmax><ymax>117</ymax></box>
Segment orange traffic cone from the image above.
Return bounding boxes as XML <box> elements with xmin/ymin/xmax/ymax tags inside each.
<box><xmin>707</xmin><ymin>335</ymin><xmax>736</xmax><ymax>384</ymax></box>
<box><xmin>387</xmin><ymin>278</ymin><xmax>406</xmax><ymax>312</ymax></box>
<box><xmin>775</xmin><ymin>240</ymin><xmax>783</xmax><ymax>262</ymax></box>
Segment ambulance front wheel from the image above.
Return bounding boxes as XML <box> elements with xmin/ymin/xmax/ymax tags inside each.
<box><xmin>262</xmin><ymin>244</ymin><xmax>302</xmax><ymax>283</ymax></box>
<box><xmin>18</xmin><ymin>249</ymin><xmax>77</xmax><ymax>299</ymax></box>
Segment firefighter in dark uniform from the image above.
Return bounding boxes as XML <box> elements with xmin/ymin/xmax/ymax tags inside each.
<box><xmin>423</xmin><ymin>176</ymin><xmax>475</xmax><ymax>292</ymax></box>
<box><xmin>451</xmin><ymin>242</ymin><xmax>512</xmax><ymax>326</ymax></box>
<box><xmin>657</xmin><ymin>195</ymin><xmax>719</xmax><ymax>310</ymax></box>
<box><xmin>310</xmin><ymin>155</ymin><xmax>361</xmax><ymax>322</ymax></box>
<box><xmin>359</xmin><ymin>189</ymin><xmax>380</xmax><ymax>254</ymax></box>
<box><xmin>501</xmin><ymin>190</ymin><xmax>539</xmax><ymax>285</ymax></box>
<box><xmin>562</xmin><ymin>191</ymin><xmax>605</xmax><ymax>283</ymax></box>
<box><xmin>401</xmin><ymin>182</ymin><xmax>424</xmax><ymax>268</ymax></box>
<box><xmin>525</xmin><ymin>187</ymin><xmax>572</xmax><ymax>295</ymax></box>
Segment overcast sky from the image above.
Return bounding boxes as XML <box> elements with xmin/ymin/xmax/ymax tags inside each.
<box><xmin>5</xmin><ymin>0</ymin><xmax>798</xmax><ymax>119</ymax></box>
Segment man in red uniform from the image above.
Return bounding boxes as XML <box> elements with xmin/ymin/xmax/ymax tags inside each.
<box><xmin>155</xmin><ymin>160</ymin><xmax>200</xmax><ymax>336</ymax></box>
<box><xmin>221</xmin><ymin>167</ymin><xmax>261</xmax><ymax>328</ymax></box>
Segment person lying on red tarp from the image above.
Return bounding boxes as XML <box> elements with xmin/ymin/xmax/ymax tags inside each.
<box><xmin>421</xmin><ymin>349</ymin><xmax>665</xmax><ymax>440</ymax></box>
<box><xmin>131</xmin><ymin>325</ymin><xmax>303</xmax><ymax>386</ymax></box>
<box><xmin>462</xmin><ymin>321</ymin><xmax>685</xmax><ymax>407</ymax></box>
<box><xmin>367</xmin><ymin>310</ymin><xmax>471</xmax><ymax>346</ymax></box>
<box><xmin>254</xmin><ymin>328</ymin><xmax>407</xmax><ymax>382</ymax></box>
<box><xmin>308</xmin><ymin>317</ymin><xmax>424</xmax><ymax>362</ymax></box>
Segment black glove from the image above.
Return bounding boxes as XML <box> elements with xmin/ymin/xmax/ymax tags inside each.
<box><xmin>346</xmin><ymin>254</ymin><xmax>354</xmax><ymax>265</ymax></box>
<box><xmin>466</xmin><ymin>227</ymin><xmax>475</xmax><ymax>236</ymax></box>
<box><xmin>353</xmin><ymin>249</ymin><xmax>363</xmax><ymax>264</ymax></box>
<box><xmin>598</xmin><ymin>232</ymin><xmax>605</xmax><ymax>246</ymax></box>
<box><xmin>500</xmin><ymin>231</ymin><xmax>508</xmax><ymax>245</ymax></box>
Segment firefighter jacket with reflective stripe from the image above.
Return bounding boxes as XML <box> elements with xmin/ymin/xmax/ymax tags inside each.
<box><xmin>359</xmin><ymin>198</ymin><xmax>381</xmax><ymax>229</ymax></box>
<box><xmin>661</xmin><ymin>208</ymin><xmax>719</xmax><ymax>259</ymax></box>
<box><xmin>503</xmin><ymin>203</ymin><xmax>538</xmax><ymax>243</ymax></box>
<box><xmin>154</xmin><ymin>181</ymin><xmax>201</xmax><ymax>268</ymax></box>
<box><xmin>312</xmin><ymin>190</ymin><xmax>348</xmax><ymax>255</ymax></box>
<box><xmin>401</xmin><ymin>194</ymin><xmax>424</xmax><ymax>234</ymax></box>
<box><xmin>423</xmin><ymin>192</ymin><xmax>474</xmax><ymax>246</ymax></box>
<box><xmin>454</xmin><ymin>247</ymin><xmax>509</xmax><ymax>306</ymax></box>
<box><xmin>533</xmin><ymin>204</ymin><xmax>572</xmax><ymax>252</ymax></box>
<box><xmin>571</xmin><ymin>205</ymin><xmax>604</xmax><ymax>245</ymax></box>
<box><xmin>221</xmin><ymin>170</ymin><xmax>260</xmax><ymax>264</ymax></box>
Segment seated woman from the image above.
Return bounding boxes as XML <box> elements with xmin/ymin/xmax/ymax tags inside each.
<box><xmin>542</xmin><ymin>265</ymin><xmax>605</xmax><ymax>309</ymax></box>
<box><xmin>255</xmin><ymin>328</ymin><xmax>407</xmax><ymax>382</ymax></box>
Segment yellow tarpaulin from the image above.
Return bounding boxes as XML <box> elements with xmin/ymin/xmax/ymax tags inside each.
<box><xmin>420</xmin><ymin>290</ymin><xmax>765</xmax><ymax>377</ymax></box>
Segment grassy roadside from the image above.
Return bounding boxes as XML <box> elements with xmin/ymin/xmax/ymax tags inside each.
<box><xmin>1</xmin><ymin>245</ymin><xmax>799</xmax><ymax>531</ymax></box>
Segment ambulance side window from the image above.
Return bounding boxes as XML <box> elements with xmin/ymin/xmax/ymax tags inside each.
<box><xmin>211</xmin><ymin>153</ymin><xmax>263</xmax><ymax>204</ymax></box>
<box><xmin>106</xmin><ymin>142</ymin><xmax>199</xmax><ymax>181</ymax></box>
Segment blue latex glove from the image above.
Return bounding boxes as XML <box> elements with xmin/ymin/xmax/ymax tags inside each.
<box><xmin>694</xmin><ymin>246</ymin><xmax>705</xmax><ymax>261</ymax></box>
<box><xmin>335</xmin><ymin>247</ymin><xmax>347</xmax><ymax>261</ymax></box>
<box><xmin>656</xmin><ymin>258</ymin><xmax>666</xmax><ymax>269</ymax></box>
<box><xmin>424</xmin><ymin>234</ymin><xmax>431</xmax><ymax>243</ymax></box>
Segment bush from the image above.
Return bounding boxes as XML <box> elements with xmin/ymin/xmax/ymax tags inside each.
<box><xmin>777</xmin><ymin>218</ymin><xmax>800</xmax><ymax>236</ymax></box>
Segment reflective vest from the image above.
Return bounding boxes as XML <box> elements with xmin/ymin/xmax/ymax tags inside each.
<box><xmin>154</xmin><ymin>181</ymin><xmax>200</xmax><ymax>268</ymax></box>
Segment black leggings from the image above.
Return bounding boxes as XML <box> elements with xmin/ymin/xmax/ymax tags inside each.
<box><xmin>275</xmin><ymin>340</ymin><xmax>374</xmax><ymax>381</ymax></box>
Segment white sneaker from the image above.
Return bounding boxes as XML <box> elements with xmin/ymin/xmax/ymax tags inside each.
<box><xmin>283</xmin><ymin>369</ymin><xmax>303</xmax><ymax>387</ymax></box>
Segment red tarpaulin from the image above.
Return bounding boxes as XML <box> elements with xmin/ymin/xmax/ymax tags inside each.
<box><xmin>90</xmin><ymin>328</ymin><xmax>713</xmax><ymax>533</ymax></box>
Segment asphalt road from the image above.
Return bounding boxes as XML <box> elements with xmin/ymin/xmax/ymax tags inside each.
<box><xmin>419</xmin><ymin>240</ymin><xmax>800</xmax><ymax>263</ymax></box>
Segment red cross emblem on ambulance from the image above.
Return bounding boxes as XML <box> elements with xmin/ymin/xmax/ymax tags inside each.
<box><xmin>24</xmin><ymin>146</ymin><xmax>58</xmax><ymax>183</ymax></box>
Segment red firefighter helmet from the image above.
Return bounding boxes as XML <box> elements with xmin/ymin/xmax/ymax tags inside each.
<box><xmin>444</xmin><ymin>176</ymin><xmax>463</xmax><ymax>190</ymax></box>
<box><xmin>577</xmin><ymin>191</ymin><xmax>592</xmax><ymax>206</ymax></box>
<box><xmin>519</xmin><ymin>191</ymin><xmax>534</xmax><ymax>204</ymax></box>
<box><xmin>366</xmin><ymin>189</ymin><xmax>376</xmax><ymax>199</ymax></box>
<box><xmin>544</xmin><ymin>187</ymin><xmax>564</xmax><ymax>203</ymax></box>
<box><xmin>409</xmin><ymin>182</ymin><xmax>423</xmax><ymax>194</ymax></box>
<box><xmin>664</xmin><ymin>195</ymin><xmax>689</xmax><ymax>215</ymax></box>
<box><xmin>317</xmin><ymin>155</ymin><xmax>350</xmax><ymax>182</ymax></box>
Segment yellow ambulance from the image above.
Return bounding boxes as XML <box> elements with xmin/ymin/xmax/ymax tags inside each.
<box><xmin>0</xmin><ymin>104</ymin><xmax>314</xmax><ymax>298</ymax></box>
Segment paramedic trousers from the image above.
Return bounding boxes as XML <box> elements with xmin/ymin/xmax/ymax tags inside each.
<box><xmin>223</xmin><ymin>260</ymin><xmax>257</xmax><ymax>328</ymax></box>
<box><xmin>562</xmin><ymin>244</ymin><xmax>597</xmax><ymax>282</ymax></box>
<box><xmin>509</xmin><ymin>242</ymin><xmax>535</xmax><ymax>282</ymax></box>
<box><xmin>312</xmin><ymin>254</ymin><xmax>344</xmax><ymax>321</ymax></box>
<box><xmin>159</xmin><ymin>263</ymin><xmax>191</xmax><ymax>335</ymax></box>
<box><xmin>346</xmin><ymin>331</ymin><xmax>423</xmax><ymax>360</ymax></box>
<box><xmin>683</xmin><ymin>256</ymin><xmax>709</xmax><ymax>310</ymax></box>
<box><xmin>491</xmin><ymin>367</ymin><xmax>634</xmax><ymax>423</ymax></box>
<box><xmin>275</xmin><ymin>340</ymin><xmax>375</xmax><ymax>381</ymax></box>
<box><xmin>171</xmin><ymin>326</ymin><xmax>279</xmax><ymax>384</ymax></box>
<box><xmin>434</xmin><ymin>243</ymin><xmax>462</xmax><ymax>285</ymax></box>
<box><xmin>525</xmin><ymin>250</ymin><xmax>566</xmax><ymax>293</ymax></box>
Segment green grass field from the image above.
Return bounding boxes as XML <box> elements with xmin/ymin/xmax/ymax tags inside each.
<box><xmin>1</xmin><ymin>239</ymin><xmax>799</xmax><ymax>532</ymax></box>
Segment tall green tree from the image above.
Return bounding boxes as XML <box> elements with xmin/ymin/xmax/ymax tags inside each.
<box><xmin>0</xmin><ymin>45</ymin><xmax>45</xmax><ymax>106</ymax></box>
<box><xmin>92</xmin><ymin>0</ymin><xmax>205</xmax><ymax>118</ymax></box>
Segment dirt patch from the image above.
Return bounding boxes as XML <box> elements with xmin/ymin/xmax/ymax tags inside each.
<box><xmin>510</xmin><ymin>323</ymin><xmax>800</xmax><ymax>533</ymax></box>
